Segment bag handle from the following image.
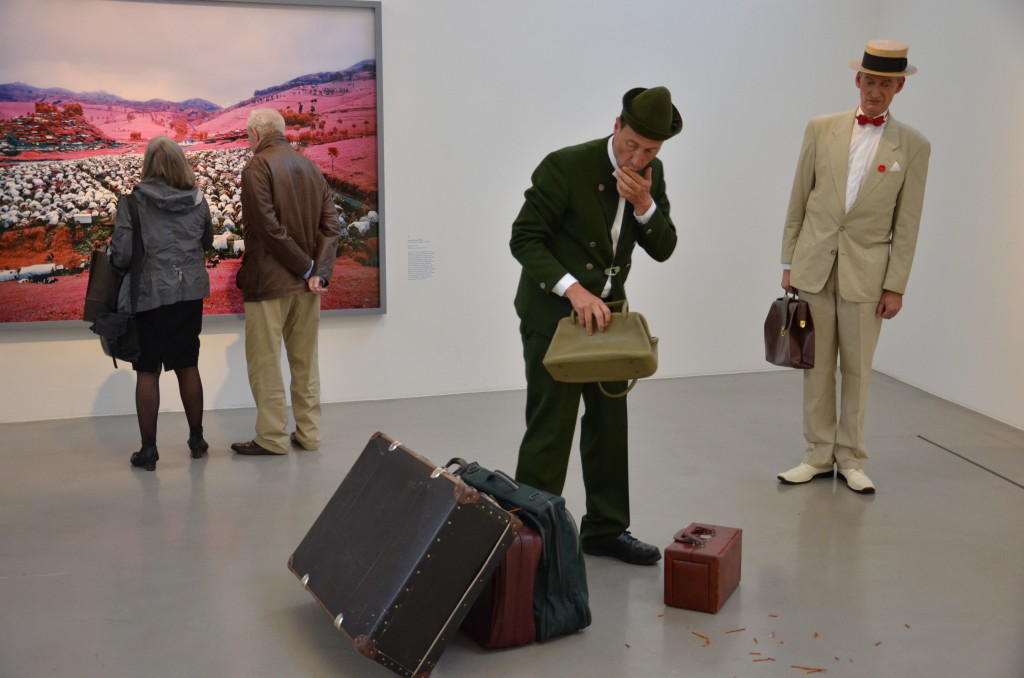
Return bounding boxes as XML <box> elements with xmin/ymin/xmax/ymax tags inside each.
<box><xmin>446</xmin><ymin>460</ymin><xmax>522</xmax><ymax>490</ymax></box>
<box><xmin>443</xmin><ymin>457</ymin><xmax>468</xmax><ymax>475</ymax></box>
<box><xmin>598</xmin><ymin>379</ymin><xmax>638</xmax><ymax>398</ymax></box>
<box><xmin>673</xmin><ymin>524</ymin><xmax>716</xmax><ymax>548</ymax></box>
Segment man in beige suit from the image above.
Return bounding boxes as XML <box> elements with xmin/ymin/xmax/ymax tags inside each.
<box><xmin>778</xmin><ymin>41</ymin><xmax>931</xmax><ymax>493</ymax></box>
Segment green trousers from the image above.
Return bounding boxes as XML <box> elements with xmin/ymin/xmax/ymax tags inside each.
<box><xmin>514</xmin><ymin>325</ymin><xmax>630</xmax><ymax>547</ymax></box>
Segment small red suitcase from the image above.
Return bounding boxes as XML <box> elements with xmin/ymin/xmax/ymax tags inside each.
<box><xmin>664</xmin><ymin>524</ymin><xmax>742</xmax><ymax>613</ymax></box>
<box><xmin>461</xmin><ymin>521</ymin><xmax>542</xmax><ymax>648</ymax></box>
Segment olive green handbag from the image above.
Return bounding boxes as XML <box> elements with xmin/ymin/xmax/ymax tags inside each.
<box><xmin>542</xmin><ymin>300</ymin><xmax>658</xmax><ymax>397</ymax></box>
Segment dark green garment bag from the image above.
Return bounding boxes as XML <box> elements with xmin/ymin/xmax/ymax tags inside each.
<box><xmin>456</xmin><ymin>461</ymin><xmax>591</xmax><ymax>641</ymax></box>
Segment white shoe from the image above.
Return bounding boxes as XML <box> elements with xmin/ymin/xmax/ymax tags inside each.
<box><xmin>838</xmin><ymin>467</ymin><xmax>875</xmax><ymax>494</ymax></box>
<box><xmin>777</xmin><ymin>462</ymin><xmax>834</xmax><ymax>484</ymax></box>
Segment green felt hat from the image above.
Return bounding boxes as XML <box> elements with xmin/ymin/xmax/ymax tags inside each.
<box><xmin>621</xmin><ymin>86</ymin><xmax>682</xmax><ymax>141</ymax></box>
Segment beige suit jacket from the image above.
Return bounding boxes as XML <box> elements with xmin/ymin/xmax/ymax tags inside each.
<box><xmin>781</xmin><ymin>109</ymin><xmax>930</xmax><ymax>302</ymax></box>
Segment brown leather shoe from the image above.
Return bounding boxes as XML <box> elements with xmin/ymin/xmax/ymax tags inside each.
<box><xmin>582</xmin><ymin>531</ymin><xmax>662</xmax><ymax>566</ymax></box>
<box><xmin>231</xmin><ymin>440</ymin><xmax>282</xmax><ymax>456</ymax></box>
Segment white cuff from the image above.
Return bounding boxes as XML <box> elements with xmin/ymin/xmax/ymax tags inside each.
<box><xmin>553</xmin><ymin>273</ymin><xmax>578</xmax><ymax>297</ymax></box>
<box><xmin>635</xmin><ymin>200</ymin><xmax>656</xmax><ymax>224</ymax></box>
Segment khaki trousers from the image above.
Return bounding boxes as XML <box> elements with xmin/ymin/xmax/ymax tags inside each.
<box><xmin>799</xmin><ymin>265</ymin><xmax>883</xmax><ymax>470</ymax></box>
<box><xmin>244</xmin><ymin>293</ymin><xmax>322</xmax><ymax>454</ymax></box>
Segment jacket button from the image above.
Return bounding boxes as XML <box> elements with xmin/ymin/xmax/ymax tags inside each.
<box><xmin>539</xmin><ymin>282</ymin><xmax>546</xmax><ymax>290</ymax></box>
<box><xmin>586</xmin><ymin>263</ymin><xmax>594</xmax><ymax>270</ymax></box>
<box><xmin>597</xmin><ymin>184</ymin><xmax>605</xmax><ymax>191</ymax></box>
<box><xmin>830</xmin><ymin>249</ymin><xmax>837</xmax><ymax>255</ymax></box>
<box><xmin>646</xmin><ymin>228</ymin><xmax>653</xmax><ymax>235</ymax></box>
<box><xmin>839</xmin><ymin>226</ymin><xmax>846</xmax><ymax>231</ymax></box>
<box><xmin>589</xmin><ymin>242</ymin><xmax>597</xmax><ymax>248</ymax></box>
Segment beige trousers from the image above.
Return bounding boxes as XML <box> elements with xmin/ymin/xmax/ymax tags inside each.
<box><xmin>799</xmin><ymin>265</ymin><xmax>883</xmax><ymax>470</ymax></box>
<box><xmin>244</xmin><ymin>293</ymin><xmax>322</xmax><ymax>454</ymax></box>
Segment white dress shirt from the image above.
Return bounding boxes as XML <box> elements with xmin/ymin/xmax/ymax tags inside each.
<box><xmin>846</xmin><ymin>108</ymin><xmax>888</xmax><ymax>212</ymax></box>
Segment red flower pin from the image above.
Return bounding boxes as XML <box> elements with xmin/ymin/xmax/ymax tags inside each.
<box><xmin>878</xmin><ymin>164</ymin><xmax>887</xmax><ymax>172</ymax></box>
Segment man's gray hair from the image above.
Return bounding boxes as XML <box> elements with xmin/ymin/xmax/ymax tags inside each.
<box><xmin>247</xmin><ymin>108</ymin><xmax>286</xmax><ymax>137</ymax></box>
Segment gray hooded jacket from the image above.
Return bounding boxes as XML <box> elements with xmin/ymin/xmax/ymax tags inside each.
<box><xmin>109</xmin><ymin>177</ymin><xmax>214</xmax><ymax>314</ymax></box>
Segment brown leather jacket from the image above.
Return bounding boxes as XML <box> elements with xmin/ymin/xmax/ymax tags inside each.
<box><xmin>237</xmin><ymin>134</ymin><xmax>342</xmax><ymax>302</ymax></box>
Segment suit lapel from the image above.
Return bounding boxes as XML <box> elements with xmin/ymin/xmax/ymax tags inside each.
<box><xmin>828</xmin><ymin>110</ymin><xmax>855</xmax><ymax>209</ymax></box>
<box><xmin>591</xmin><ymin>137</ymin><xmax>619</xmax><ymax>236</ymax></box>
<box><xmin>850</xmin><ymin>120</ymin><xmax>901</xmax><ymax>211</ymax></box>
<box><xmin>827</xmin><ymin>111</ymin><xmax>851</xmax><ymax>209</ymax></box>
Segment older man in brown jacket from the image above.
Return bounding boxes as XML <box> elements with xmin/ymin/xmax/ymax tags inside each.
<box><xmin>231</xmin><ymin>108</ymin><xmax>342</xmax><ymax>456</ymax></box>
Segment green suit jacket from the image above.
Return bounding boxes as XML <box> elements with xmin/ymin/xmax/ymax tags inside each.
<box><xmin>781</xmin><ymin>109</ymin><xmax>931</xmax><ymax>301</ymax></box>
<box><xmin>511</xmin><ymin>137</ymin><xmax>677</xmax><ymax>335</ymax></box>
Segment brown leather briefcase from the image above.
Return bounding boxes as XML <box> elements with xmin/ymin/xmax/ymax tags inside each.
<box><xmin>764</xmin><ymin>293</ymin><xmax>815</xmax><ymax>369</ymax></box>
<box><xmin>461</xmin><ymin>522</ymin><xmax>542</xmax><ymax>648</ymax></box>
<box><xmin>664</xmin><ymin>524</ymin><xmax>742</xmax><ymax>613</ymax></box>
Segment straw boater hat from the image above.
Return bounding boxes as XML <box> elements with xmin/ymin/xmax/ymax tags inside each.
<box><xmin>621</xmin><ymin>86</ymin><xmax>683</xmax><ymax>141</ymax></box>
<box><xmin>849</xmin><ymin>40</ymin><xmax>918</xmax><ymax>76</ymax></box>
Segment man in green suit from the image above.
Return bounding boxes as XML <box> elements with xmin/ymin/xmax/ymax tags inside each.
<box><xmin>510</xmin><ymin>87</ymin><xmax>681</xmax><ymax>565</ymax></box>
<box><xmin>778</xmin><ymin>41</ymin><xmax>931</xmax><ymax>494</ymax></box>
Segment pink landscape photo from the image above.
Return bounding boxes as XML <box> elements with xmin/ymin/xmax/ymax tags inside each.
<box><xmin>0</xmin><ymin>0</ymin><xmax>384</xmax><ymax>323</ymax></box>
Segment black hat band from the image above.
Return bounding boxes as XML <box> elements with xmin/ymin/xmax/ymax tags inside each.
<box><xmin>861</xmin><ymin>52</ymin><xmax>908</xmax><ymax>73</ymax></box>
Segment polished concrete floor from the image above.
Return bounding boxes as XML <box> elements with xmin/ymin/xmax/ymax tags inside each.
<box><xmin>2</xmin><ymin>371</ymin><xmax>1023</xmax><ymax>678</ymax></box>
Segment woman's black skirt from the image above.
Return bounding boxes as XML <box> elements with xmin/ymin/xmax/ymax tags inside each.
<box><xmin>133</xmin><ymin>299</ymin><xmax>203</xmax><ymax>373</ymax></box>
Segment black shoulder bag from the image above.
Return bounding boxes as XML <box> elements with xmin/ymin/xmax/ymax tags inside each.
<box><xmin>90</xmin><ymin>193</ymin><xmax>144</xmax><ymax>367</ymax></box>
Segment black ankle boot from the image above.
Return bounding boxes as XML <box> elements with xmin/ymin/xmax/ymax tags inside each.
<box><xmin>131</xmin><ymin>438</ymin><xmax>159</xmax><ymax>471</ymax></box>
<box><xmin>188</xmin><ymin>427</ymin><xmax>209</xmax><ymax>459</ymax></box>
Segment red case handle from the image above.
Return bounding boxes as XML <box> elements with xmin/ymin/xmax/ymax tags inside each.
<box><xmin>673</xmin><ymin>524</ymin><xmax>716</xmax><ymax>547</ymax></box>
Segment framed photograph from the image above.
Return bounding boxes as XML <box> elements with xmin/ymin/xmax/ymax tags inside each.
<box><xmin>0</xmin><ymin>0</ymin><xmax>384</xmax><ymax>324</ymax></box>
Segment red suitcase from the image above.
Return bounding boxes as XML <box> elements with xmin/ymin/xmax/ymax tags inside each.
<box><xmin>461</xmin><ymin>522</ymin><xmax>542</xmax><ymax>648</ymax></box>
<box><xmin>664</xmin><ymin>524</ymin><xmax>742</xmax><ymax>613</ymax></box>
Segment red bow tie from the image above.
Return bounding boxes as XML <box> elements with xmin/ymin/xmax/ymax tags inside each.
<box><xmin>856</xmin><ymin>114</ymin><xmax>886</xmax><ymax>126</ymax></box>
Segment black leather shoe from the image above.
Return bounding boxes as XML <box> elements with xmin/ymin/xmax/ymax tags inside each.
<box><xmin>188</xmin><ymin>428</ymin><xmax>209</xmax><ymax>459</ymax></box>
<box><xmin>130</xmin><ymin>442</ymin><xmax>159</xmax><ymax>471</ymax></box>
<box><xmin>231</xmin><ymin>440</ymin><xmax>281</xmax><ymax>456</ymax></box>
<box><xmin>582</xmin><ymin>531</ymin><xmax>662</xmax><ymax>566</ymax></box>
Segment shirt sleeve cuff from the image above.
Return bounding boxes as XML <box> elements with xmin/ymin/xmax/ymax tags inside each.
<box><xmin>635</xmin><ymin>200</ymin><xmax>657</xmax><ymax>224</ymax></box>
<box><xmin>553</xmin><ymin>273</ymin><xmax>578</xmax><ymax>297</ymax></box>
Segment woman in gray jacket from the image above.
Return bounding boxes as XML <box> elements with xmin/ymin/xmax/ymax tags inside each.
<box><xmin>110</xmin><ymin>136</ymin><xmax>213</xmax><ymax>471</ymax></box>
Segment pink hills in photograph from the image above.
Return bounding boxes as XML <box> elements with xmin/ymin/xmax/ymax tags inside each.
<box><xmin>0</xmin><ymin>59</ymin><xmax>378</xmax><ymax>197</ymax></box>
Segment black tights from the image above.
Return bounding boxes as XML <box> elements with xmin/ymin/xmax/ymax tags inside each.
<box><xmin>135</xmin><ymin>366</ymin><xmax>204</xmax><ymax>445</ymax></box>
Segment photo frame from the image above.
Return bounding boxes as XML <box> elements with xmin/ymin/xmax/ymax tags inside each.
<box><xmin>0</xmin><ymin>0</ymin><xmax>385</xmax><ymax>325</ymax></box>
